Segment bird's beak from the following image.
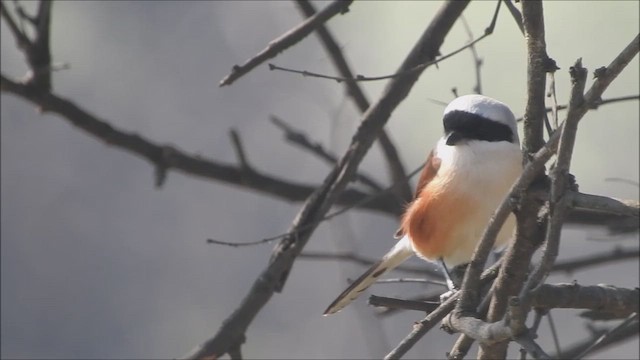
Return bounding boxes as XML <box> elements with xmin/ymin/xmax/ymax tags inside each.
<box><xmin>445</xmin><ymin>131</ymin><xmax>464</xmax><ymax>145</ymax></box>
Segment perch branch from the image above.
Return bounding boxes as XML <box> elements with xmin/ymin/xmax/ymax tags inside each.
<box><xmin>451</xmin><ymin>32</ymin><xmax>638</xmax><ymax>360</ymax></box>
<box><xmin>456</xmin><ymin>30</ymin><xmax>639</xmax><ymax>317</ymax></box>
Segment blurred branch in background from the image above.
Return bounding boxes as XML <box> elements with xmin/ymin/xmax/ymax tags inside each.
<box><xmin>0</xmin><ymin>73</ymin><xmax>403</xmax><ymax>215</ymax></box>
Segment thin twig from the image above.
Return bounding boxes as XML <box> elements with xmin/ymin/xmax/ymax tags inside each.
<box><xmin>515</xmin><ymin>94</ymin><xmax>640</xmax><ymax>122</ymax></box>
<box><xmin>272</xmin><ymin>0</ymin><xmax>502</xmax><ymax>84</ymax></box>
<box><xmin>551</xmin><ymin>247</ymin><xmax>639</xmax><ymax>274</ymax></box>
<box><xmin>0</xmin><ymin>74</ymin><xmax>410</xmax><ymax>216</ymax></box>
<box><xmin>574</xmin><ymin>313</ymin><xmax>639</xmax><ymax>359</ymax></box>
<box><xmin>460</xmin><ymin>15</ymin><xmax>483</xmax><ymax>94</ymax></box>
<box><xmin>546</xmin><ymin>310</ymin><xmax>561</xmax><ymax>356</ymax></box>
<box><xmin>553</xmin><ymin>317</ymin><xmax>639</xmax><ymax>359</ymax></box>
<box><xmin>1</xmin><ymin>0</ymin><xmax>53</xmax><ymax>91</ymax></box>
<box><xmin>269</xmin><ymin>29</ymin><xmax>492</xmax><ymax>83</ymax></box>
<box><xmin>218</xmin><ymin>0</ymin><xmax>352</xmax><ymax>86</ymax></box>
<box><xmin>503</xmin><ymin>0</ymin><xmax>524</xmax><ymax>35</ymax></box>
<box><xmin>605</xmin><ymin>177</ymin><xmax>640</xmax><ymax>187</ymax></box>
<box><xmin>205</xmin><ymin>161</ymin><xmax>426</xmax><ymax>247</ymax></box>
<box><xmin>270</xmin><ymin>115</ymin><xmax>384</xmax><ymax>191</ymax></box>
<box><xmin>520</xmin><ymin>58</ymin><xmax>588</xmax><ymax>304</ymax></box>
<box><xmin>384</xmin><ymin>262</ymin><xmax>502</xmax><ymax>359</ymax></box>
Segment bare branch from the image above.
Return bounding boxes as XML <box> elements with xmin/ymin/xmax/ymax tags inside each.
<box><xmin>384</xmin><ymin>262</ymin><xmax>502</xmax><ymax>359</ymax></box>
<box><xmin>1</xmin><ymin>0</ymin><xmax>53</xmax><ymax>91</ymax></box>
<box><xmin>515</xmin><ymin>94</ymin><xmax>640</xmax><ymax>122</ymax></box>
<box><xmin>522</xmin><ymin>0</ymin><xmax>551</xmax><ymax>155</ymax></box>
<box><xmin>551</xmin><ymin>247</ymin><xmax>639</xmax><ymax>274</ymax></box>
<box><xmin>460</xmin><ymin>15</ymin><xmax>483</xmax><ymax>94</ymax></box>
<box><xmin>384</xmin><ymin>293</ymin><xmax>460</xmax><ymax>359</ymax></box>
<box><xmin>575</xmin><ymin>313</ymin><xmax>639</xmax><ymax>358</ymax></box>
<box><xmin>452</xmin><ymin>32</ymin><xmax>639</xmax><ymax>360</ymax></box>
<box><xmin>0</xmin><ymin>1</ymin><xmax>31</xmax><ymax>49</ymax></box>
<box><xmin>605</xmin><ymin>177</ymin><xmax>640</xmax><ymax>187</ymax></box>
<box><xmin>531</xmin><ymin>283</ymin><xmax>639</xmax><ymax>317</ymax></box>
<box><xmin>503</xmin><ymin>0</ymin><xmax>524</xmax><ymax>35</ymax></box>
<box><xmin>229</xmin><ymin>128</ymin><xmax>250</xmax><ymax>170</ymax></box>
<box><xmin>519</xmin><ymin>58</ymin><xmax>588</xmax><ymax>304</ymax></box>
<box><xmin>553</xmin><ymin>316</ymin><xmax>639</xmax><ymax>359</ymax></box>
<box><xmin>269</xmin><ymin>28</ymin><xmax>495</xmax><ymax>83</ymax></box>
<box><xmin>270</xmin><ymin>115</ymin><xmax>384</xmax><ymax>192</ymax></box>
<box><xmin>295</xmin><ymin>0</ymin><xmax>412</xmax><ymax>204</ymax></box>
<box><xmin>0</xmin><ymin>73</ymin><xmax>404</xmax><ymax>215</ymax></box>
<box><xmin>571</xmin><ymin>192</ymin><xmax>639</xmax><ymax>218</ymax></box>
<box><xmin>272</xmin><ymin>0</ymin><xmax>503</xmax><ymax>84</ymax></box>
<box><xmin>218</xmin><ymin>0</ymin><xmax>352</xmax><ymax>87</ymax></box>
<box><xmin>456</xmin><ymin>30</ymin><xmax>639</xmax><ymax>315</ymax></box>
<box><xmin>184</xmin><ymin>2</ymin><xmax>470</xmax><ymax>358</ymax></box>
<box><xmin>545</xmin><ymin>311</ymin><xmax>562</xmax><ymax>356</ymax></box>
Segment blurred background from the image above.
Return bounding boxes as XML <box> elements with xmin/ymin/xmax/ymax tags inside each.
<box><xmin>2</xmin><ymin>1</ymin><xmax>638</xmax><ymax>358</ymax></box>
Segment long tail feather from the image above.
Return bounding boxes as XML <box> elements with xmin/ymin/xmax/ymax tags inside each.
<box><xmin>323</xmin><ymin>237</ymin><xmax>413</xmax><ymax>315</ymax></box>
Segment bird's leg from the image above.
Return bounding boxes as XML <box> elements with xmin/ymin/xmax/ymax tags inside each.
<box><xmin>439</xmin><ymin>260</ymin><xmax>471</xmax><ymax>303</ymax></box>
<box><xmin>439</xmin><ymin>259</ymin><xmax>470</xmax><ymax>303</ymax></box>
<box><xmin>440</xmin><ymin>259</ymin><xmax>457</xmax><ymax>291</ymax></box>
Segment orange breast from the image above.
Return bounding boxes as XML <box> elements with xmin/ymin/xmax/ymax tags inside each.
<box><xmin>400</xmin><ymin>183</ymin><xmax>479</xmax><ymax>261</ymax></box>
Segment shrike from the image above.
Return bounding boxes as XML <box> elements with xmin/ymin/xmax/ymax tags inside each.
<box><xmin>324</xmin><ymin>94</ymin><xmax>522</xmax><ymax>315</ymax></box>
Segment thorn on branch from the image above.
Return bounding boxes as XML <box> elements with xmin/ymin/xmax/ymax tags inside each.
<box><xmin>593</xmin><ymin>66</ymin><xmax>607</xmax><ymax>79</ymax></box>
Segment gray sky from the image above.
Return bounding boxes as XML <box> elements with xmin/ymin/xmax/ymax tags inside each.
<box><xmin>2</xmin><ymin>1</ymin><xmax>638</xmax><ymax>359</ymax></box>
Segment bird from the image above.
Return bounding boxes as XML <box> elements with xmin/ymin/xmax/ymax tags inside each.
<box><xmin>324</xmin><ymin>94</ymin><xmax>522</xmax><ymax>315</ymax></box>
